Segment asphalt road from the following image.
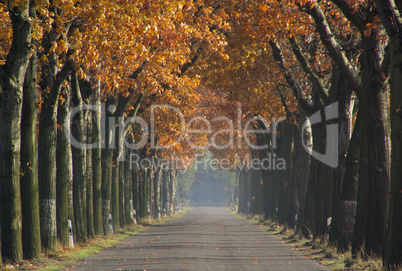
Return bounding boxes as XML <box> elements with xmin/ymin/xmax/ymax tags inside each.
<box><xmin>63</xmin><ymin>202</ymin><xmax>329</xmax><ymax>271</ymax></box>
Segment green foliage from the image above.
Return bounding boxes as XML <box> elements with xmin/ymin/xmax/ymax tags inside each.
<box><xmin>177</xmin><ymin>165</ymin><xmax>196</xmax><ymax>205</ymax></box>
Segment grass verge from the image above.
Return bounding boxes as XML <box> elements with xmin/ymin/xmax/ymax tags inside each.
<box><xmin>3</xmin><ymin>208</ymin><xmax>190</xmax><ymax>271</ymax></box>
<box><xmin>228</xmin><ymin>207</ymin><xmax>383</xmax><ymax>271</ymax></box>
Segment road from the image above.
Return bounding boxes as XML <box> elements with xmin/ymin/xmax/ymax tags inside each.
<box><xmin>63</xmin><ymin>202</ymin><xmax>329</xmax><ymax>271</ymax></box>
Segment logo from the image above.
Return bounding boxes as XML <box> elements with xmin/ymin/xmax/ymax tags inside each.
<box><xmin>301</xmin><ymin>102</ymin><xmax>338</xmax><ymax>168</ymax></box>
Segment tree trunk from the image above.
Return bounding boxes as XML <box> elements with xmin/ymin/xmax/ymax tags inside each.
<box><xmin>86</xmin><ymin>103</ymin><xmax>95</xmax><ymax>238</ymax></box>
<box><xmin>336</xmin><ymin>113</ymin><xmax>360</xmax><ymax>252</ymax></box>
<box><xmin>277</xmin><ymin>121</ymin><xmax>293</xmax><ymax>225</ymax></box>
<box><xmin>384</xmin><ymin>30</ymin><xmax>402</xmax><ymax>270</ymax></box>
<box><xmin>38</xmin><ymin>99</ymin><xmax>59</xmax><ymax>251</ymax></box>
<box><xmin>101</xmin><ymin>149</ymin><xmax>113</xmax><ymax>234</ymax></box>
<box><xmin>38</xmin><ymin>23</ymin><xmax>72</xmax><ymax>250</ymax></box>
<box><xmin>124</xmin><ymin>148</ymin><xmax>133</xmax><ymax>224</ymax></box>
<box><xmin>71</xmin><ymin>73</ymin><xmax>87</xmax><ymax>244</ymax></box>
<box><xmin>238</xmin><ymin>168</ymin><xmax>246</xmax><ymax>213</ymax></box>
<box><xmin>329</xmin><ymin>68</ymin><xmax>355</xmax><ymax>245</ymax></box>
<box><xmin>162</xmin><ymin>169</ymin><xmax>168</xmax><ymax>216</ymax></box>
<box><xmin>297</xmin><ymin>108</ymin><xmax>311</xmax><ymax>230</ymax></box>
<box><xmin>92</xmin><ymin>81</ymin><xmax>102</xmax><ymax>235</ymax></box>
<box><xmin>20</xmin><ymin>45</ymin><xmax>41</xmax><ymax>259</ymax></box>
<box><xmin>303</xmin><ymin>120</ymin><xmax>331</xmax><ymax>237</ymax></box>
<box><xmin>143</xmin><ymin>168</ymin><xmax>149</xmax><ymax>219</ymax></box>
<box><xmin>132</xmin><ymin>162</ymin><xmax>139</xmax><ymax>219</ymax></box>
<box><xmin>249</xmin><ymin>146</ymin><xmax>263</xmax><ymax>215</ymax></box>
<box><xmin>353</xmin><ymin>32</ymin><xmax>390</xmax><ymax>257</ymax></box>
<box><xmin>288</xmin><ymin>124</ymin><xmax>300</xmax><ymax>229</ymax></box>
<box><xmin>153</xmin><ymin>161</ymin><xmax>162</xmax><ymax>218</ymax></box>
<box><xmin>56</xmin><ymin>86</ymin><xmax>72</xmax><ymax>247</ymax></box>
<box><xmin>111</xmin><ymin>150</ymin><xmax>120</xmax><ymax>229</ymax></box>
<box><xmin>119</xmin><ymin>158</ymin><xmax>125</xmax><ymax>226</ymax></box>
<box><xmin>138</xmin><ymin>167</ymin><xmax>145</xmax><ymax>219</ymax></box>
<box><xmin>101</xmin><ymin>107</ymin><xmax>113</xmax><ymax>234</ymax></box>
<box><xmin>148</xmin><ymin>165</ymin><xmax>154</xmax><ymax>218</ymax></box>
<box><xmin>169</xmin><ymin>170</ymin><xmax>177</xmax><ymax>215</ymax></box>
<box><xmin>0</xmin><ymin>2</ymin><xmax>32</xmax><ymax>262</ymax></box>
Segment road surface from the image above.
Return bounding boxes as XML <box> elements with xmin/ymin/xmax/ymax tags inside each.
<box><xmin>63</xmin><ymin>202</ymin><xmax>329</xmax><ymax>271</ymax></box>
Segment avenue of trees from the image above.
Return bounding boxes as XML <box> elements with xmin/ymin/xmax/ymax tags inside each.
<box><xmin>0</xmin><ymin>0</ymin><xmax>401</xmax><ymax>270</ymax></box>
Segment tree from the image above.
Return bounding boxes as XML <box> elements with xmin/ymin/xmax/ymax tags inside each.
<box><xmin>374</xmin><ymin>0</ymin><xmax>402</xmax><ymax>268</ymax></box>
<box><xmin>0</xmin><ymin>1</ymin><xmax>32</xmax><ymax>263</ymax></box>
<box><xmin>20</xmin><ymin>31</ymin><xmax>41</xmax><ymax>258</ymax></box>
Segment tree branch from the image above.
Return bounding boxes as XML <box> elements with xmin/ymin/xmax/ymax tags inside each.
<box><xmin>330</xmin><ymin>0</ymin><xmax>367</xmax><ymax>31</ymax></box>
<box><xmin>128</xmin><ymin>59</ymin><xmax>148</xmax><ymax>80</ymax></box>
<box><xmin>374</xmin><ymin>0</ymin><xmax>402</xmax><ymax>40</ymax></box>
<box><xmin>46</xmin><ymin>54</ymin><xmax>73</xmax><ymax>107</ymax></box>
<box><xmin>179</xmin><ymin>46</ymin><xmax>203</xmax><ymax>77</ymax></box>
<box><xmin>275</xmin><ymin>83</ymin><xmax>293</xmax><ymax>119</ymax></box>
<box><xmin>269</xmin><ymin>40</ymin><xmax>315</xmax><ymax>114</ymax></box>
<box><xmin>303</xmin><ymin>2</ymin><xmax>361</xmax><ymax>91</ymax></box>
<box><xmin>289</xmin><ymin>36</ymin><xmax>330</xmax><ymax>104</ymax></box>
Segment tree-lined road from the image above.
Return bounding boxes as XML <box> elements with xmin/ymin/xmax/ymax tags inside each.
<box><xmin>64</xmin><ymin>203</ymin><xmax>328</xmax><ymax>271</ymax></box>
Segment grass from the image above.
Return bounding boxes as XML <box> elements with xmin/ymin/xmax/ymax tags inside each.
<box><xmin>231</xmin><ymin>210</ymin><xmax>385</xmax><ymax>271</ymax></box>
<box><xmin>2</xmin><ymin>208</ymin><xmax>190</xmax><ymax>271</ymax></box>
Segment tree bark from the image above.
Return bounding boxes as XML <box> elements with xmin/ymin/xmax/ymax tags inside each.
<box><xmin>297</xmin><ymin>108</ymin><xmax>311</xmax><ymax>230</ymax></box>
<box><xmin>20</xmin><ymin>43</ymin><xmax>41</xmax><ymax>259</ymax></box>
<box><xmin>38</xmin><ymin>33</ymin><xmax>71</xmax><ymax>251</ymax></box>
<box><xmin>170</xmin><ymin>170</ymin><xmax>177</xmax><ymax>215</ymax></box>
<box><xmin>288</xmin><ymin>124</ymin><xmax>300</xmax><ymax>229</ymax></box>
<box><xmin>124</xmin><ymin>148</ymin><xmax>133</xmax><ymax>224</ymax></box>
<box><xmin>119</xmin><ymin>158</ymin><xmax>125</xmax><ymax>226</ymax></box>
<box><xmin>384</xmin><ymin>41</ymin><xmax>402</xmax><ymax>269</ymax></box>
<box><xmin>277</xmin><ymin>121</ymin><xmax>293</xmax><ymax>225</ymax></box>
<box><xmin>0</xmin><ymin>1</ymin><xmax>32</xmax><ymax>262</ymax></box>
<box><xmin>303</xmin><ymin>119</ymin><xmax>331</xmax><ymax>237</ymax></box>
<box><xmin>374</xmin><ymin>0</ymin><xmax>402</xmax><ymax>267</ymax></box>
<box><xmin>336</xmin><ymin>113</ymin><xmax>360</xmax><ymax>252</ymax></box>
<box><xmin>111</xmin><ymin>150</ymin><xmax>120</xmax><ymax>229</ymax></box>
<box><xmin>352</xmin><ymin>32</ymin><xmax>390</xmax><ymax>257</ymax></box>
<box><xmin>92</xmin><ymin>81</ymin><xmax>102</xmax><ymax>235</ymax></box>
<box><xmin>132</xmin><ymin>161</ymin><xmax>139</xmax><ymax>219</ymax></box>
<box><xmin>162</xmin><ymin>169</ymin><xmax>168</xmax><ymax>216</ymax></box>
<box><xmin>329</xmin><ymin>68</ymin><xmax>355</xmax><ymax>246</ymax></box>
<box><xmin>101</xmin><ymin>103</ymin><xmax>113</xmax><ymax>234</ymax></box>
<box><xmin>85</xmin><ymin>99</ymin><xmax>95</xmax><ymax>238</ymax></box>
<box><xmin>56</xmin><ymin>86</ymin><xmax>72</xmax><ymax>247</ymax></box>
<box><xmin>153</xmin><ymin>161</ymin><xmax>162</xmax><ymax>218</ymax></box>
<box><xmin>71</xmin><ymin>73</ymin><xmax>87</xmax><ymax>244</ymax></box>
